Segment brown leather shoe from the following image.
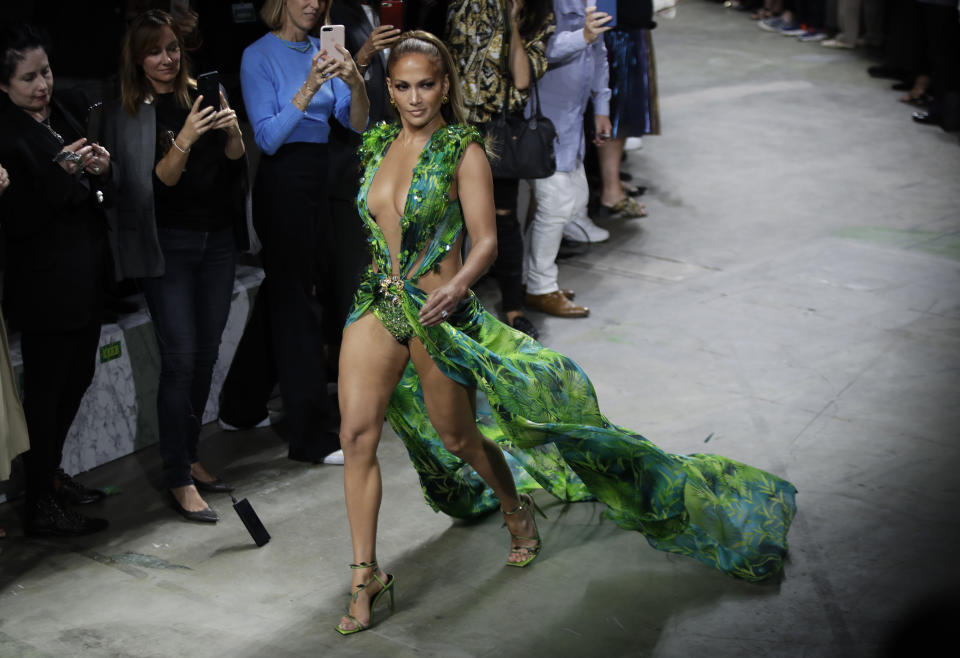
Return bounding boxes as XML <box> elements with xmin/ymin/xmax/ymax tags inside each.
<box><xmin>525</xmin><ymin>291</ymin><xmax>589</xmax><ymax>318</ymax></box>
<box><xmin>523</xmin><ymin>285</ymin><xmax>575</xmax><ymax>300</ymax></box>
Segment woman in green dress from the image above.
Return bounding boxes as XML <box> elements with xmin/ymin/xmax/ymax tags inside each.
<box><xmin>335</xmin><ymin>31</ymin><xmax>797</xmax><ymax>636</ymax></box>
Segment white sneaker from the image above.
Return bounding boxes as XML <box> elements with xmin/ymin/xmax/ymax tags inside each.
<box><xmin>822</xmin><ymin>38</ymin><xmax>855</xmax><ymax>49</ymax></box>
<box><xmin>322</xmin><ymin>449</ymin><xmax>345</xmax><ymax>465</ymax></box>
<box><xmin>624</xmin><ymin>137</ymin><xmax>643</xmax><ymax>151</ymax></box>
<box><xmin>563</xmin><ymin>216</ymin><xmax>610</xmax><ymax>243</ymax></box>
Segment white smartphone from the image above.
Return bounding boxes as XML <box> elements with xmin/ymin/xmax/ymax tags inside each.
<box><xmin>320</xmin><ymin>25</ymin><xmax>346</xmax><ymax>62</ymax></box>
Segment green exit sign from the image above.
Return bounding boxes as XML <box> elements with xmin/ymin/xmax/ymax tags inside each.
<box><xmin>99</xmin><ymin>341</ymin><xmax>122</xmax><ymax>363</ymax></box>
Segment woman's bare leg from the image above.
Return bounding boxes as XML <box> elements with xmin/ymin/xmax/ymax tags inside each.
<box><xmin>409</xmin><ymin>340</ymin><xmax>539</xmax><ymax>564</ymax></box>
<box><xmin>337</xmin><ymin>313</ymin><xmax>409</xmax><ymax>630</ymax></box>
<box><xmin>598</xmin><ymin>136</ymin><xmax>627</xmax><ymax>208</ymax></box>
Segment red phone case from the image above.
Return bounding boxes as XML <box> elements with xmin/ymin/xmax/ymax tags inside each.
<box><xmin>380</xmin><ymin>1</ymin><xmax>403</xmax><ymax>30</ymax></box>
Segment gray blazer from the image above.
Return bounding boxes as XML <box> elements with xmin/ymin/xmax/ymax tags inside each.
<box><xmin>101</xmin><ymin>99</ymin><xmax>255</xmax><ymax>280</ymax></box>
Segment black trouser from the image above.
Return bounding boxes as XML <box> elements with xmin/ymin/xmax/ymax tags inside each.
<box><xmin>21</xmin><ymin>323</ymin><xmax>101</xmax><ymax>504</ymax></box>
<box><xmin>490</xmin><ymin>176</ymin><xmax>525</xmax><ymax>314</ymax></box>
<box><xmin>139</xmin><ymin>227</ymin><xmax>237</xmax><ymax>489</ymax></box>
<box><xmin>219</xmin><ymin>143</ymin><xmax>338</xmax><ymax>457</ymax></box>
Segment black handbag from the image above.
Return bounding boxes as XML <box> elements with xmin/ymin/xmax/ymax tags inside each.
<box><xmin>485</xmin><ymin>6</ymin><xmax>557</xmax><ymax>181</ymax></box>
<box><xmin>487</xmin><ymin>70</ymin><xmax>557</xmax><ymax>180</ymax></box>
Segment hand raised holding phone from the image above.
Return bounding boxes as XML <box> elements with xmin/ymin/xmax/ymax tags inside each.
<box><xmin>175</xmin><ymin>96</ymin><xmax>217</xmax><ymax>151</ymax></box>
<box><xmin>356</xmin><ymin>24</ymin><xmax>402</xmax><ymax>70</ymax></box>
<box><xmin>584</xmin><ymin>6</ymin><xmax>614</xmax><ymax>43</ymax></box>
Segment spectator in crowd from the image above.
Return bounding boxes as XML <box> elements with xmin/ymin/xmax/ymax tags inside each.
<box><xmin>584</xmin><ymin>0</ymin><xmax>657</xmax><ymax>235</ymax></box>
<box><xmin>751</xmin><ymin>0</ymin><xmax>958</xmax><ymax>130</ymax></box>
<box><xmin>525</xmin><ymin>1</ymin><xmax>612</xmax><ymax>318</ymax></box>
<box><xmin>103</xmin><ymin>10</ymin><xmax>248</xmax><ymax>523</ymax></box>
<box><xmin>325</xmin><ymin>0</ymin><xmax>401</xmax><ymax>364</ymax></box>
<box><xmin>447</xmin><ymin>0</ymin><xmax>555</xmax><ymax>339</ymax></box>
<box><xmin>0</xmin><ymin>162</ymin><xmax>30</xmax><ymax>539</ymax></box>
<box><xmin>0</xmin><ymin>23</ymin><xmax>111</xmax><ymax>536</ymax></box>
<box><xmin>218</xmin><ymin>0</ymin><xmax>369</xmax><ymax>464</ymax></box>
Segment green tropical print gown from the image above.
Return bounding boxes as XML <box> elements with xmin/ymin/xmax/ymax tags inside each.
<box><xmin>346</xmin><ymin>122</ymin><xmax>797</xmax><ymax>582</ymax></box>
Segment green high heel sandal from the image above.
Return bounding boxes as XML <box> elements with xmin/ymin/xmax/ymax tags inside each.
<box><xmin>335</xmin><ymin>560</ymin><xmax>396</xmax><ymax>635</ymax></box>
<box><xmin>502</xmin><ymin>493</ymin><xmax>546</xmax><ymax>567</ymax></box>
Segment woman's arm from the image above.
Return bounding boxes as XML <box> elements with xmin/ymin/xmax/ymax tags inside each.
<box><xmin>327</xmin><ymin>44</ymin><xmax>370</xmax><ymax>133</ymax></box>
<box><xmin>508</xmin><ymin>1</ymin><xmax>531</xmax><ymax>91</ymax></box>
<box><xmin>418</xmin><ymin>142</ymin><xmax>496</xmax><ymax>326</ymax></box>
<box><xmin>210</xmin><ymin>90</ymin><xmax>245</xmax><ymax>160</ymax></box>
<box><xmin>241</xmin><ymin>45</ymin><xmax>328</xmax><ymax>155</ymax></box>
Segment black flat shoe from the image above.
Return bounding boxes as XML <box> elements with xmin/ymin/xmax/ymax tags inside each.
<box><xmin>53</xmin><ymin>468</ymin><xmax>105</xmax><ymax>505</ymax></box>
<box><xmin>170</xmin><ymin>493</ymin><xmax>219</xmax><ymax>523</ymax></box>
<box><xmin>510</xmin><ymin>314</ymin><xmax>540</xmax><ymax>340</ymax></box>
<box><xmin>192</xmin><ymin>476</ymin><xmax>234</xmax><ymax>494</ymax></box>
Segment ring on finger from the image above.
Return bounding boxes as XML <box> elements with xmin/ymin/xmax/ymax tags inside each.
<box><xmin>440</xmin><ymin>310</ymin><xmax>448</xmax><ymax>319</ymax></box>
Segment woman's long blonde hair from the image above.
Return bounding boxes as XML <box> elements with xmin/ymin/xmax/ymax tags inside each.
<box><xmin>120</xmin><ymin>10</ymin><xmax>191</xmax><ymax>116</ymax></box>
<box><xmin>386</xmin><ymin>31</ymin><xmax>467</xmax><ymax>126</ymax></box>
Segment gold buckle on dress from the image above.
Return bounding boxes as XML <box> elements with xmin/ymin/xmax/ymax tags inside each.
<box><xmin>379</xmin><ymin>275</ymin><xmax>405</xmax><ymax>307</ymax></box>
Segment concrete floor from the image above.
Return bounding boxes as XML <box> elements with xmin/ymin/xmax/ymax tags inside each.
<box><xmin>2</xmin><ymin>4</ymin><xmax>959</xmax><ymax>656</ymax></box>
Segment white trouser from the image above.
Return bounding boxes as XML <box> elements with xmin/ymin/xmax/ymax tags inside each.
<box><xmin>525</xmin><ymin>164</ymin><xmax>589</xmax><ymax>296</ymax></box>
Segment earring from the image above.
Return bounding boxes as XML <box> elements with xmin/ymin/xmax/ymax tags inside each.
<box><xmin>442</xmin><ymin>94</ymin><xmax>449</xmax><ymax>104</ymax></box>
<box><xmin>390</xmin><ymin>97</ymin><xmax>397</xmax><ymax>107</ymax></box>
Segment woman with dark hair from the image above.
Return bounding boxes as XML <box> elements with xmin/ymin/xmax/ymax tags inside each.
<box><xmin>103</xmin><ymin>9</ymin><xmax>247</xmax><ymax>522</ymax></box>
<box><xmin>0</xmin><ymin>23</ymin><xmax>112</xmax><ymax>536</ymax></box>
<box><xmin>447</xmin><ymin>0</ymin><xmax>556</xmax><ymax>336</ymax></box>
<box><xmin>218</xmin><ymin>0</ymin><xmax>368</xmax><ymax>462</ymax></box>
<box><xmin>334</xmin><ymin>31</ymin><xmax>796</xmax><ymax>635</ymax></box>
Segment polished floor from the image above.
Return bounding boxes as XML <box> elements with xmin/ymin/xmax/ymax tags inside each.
<box><xmin>2</xmin><ymin>4</ymin><xmax>959</xmax><ymax>657</ymax></box>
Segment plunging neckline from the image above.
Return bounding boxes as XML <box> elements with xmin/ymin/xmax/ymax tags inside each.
<box><xmin>362</xmin><ymin>124</ymin><xmax>446</xmax><ymax>277</ymax></box>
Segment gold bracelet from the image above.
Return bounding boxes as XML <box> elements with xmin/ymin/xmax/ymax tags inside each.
<box><xmin>172</xmin><ymin>139</ymin><xmax>190</xmax><ymax>155</ymax></box>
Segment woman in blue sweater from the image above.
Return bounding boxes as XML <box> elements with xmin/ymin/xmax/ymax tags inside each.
<box><xmin>228</xmin><ymin>0</ymin><xmax>369</xmax><ymax>462</ymax></box>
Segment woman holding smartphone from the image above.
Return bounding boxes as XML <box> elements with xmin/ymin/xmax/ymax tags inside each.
<box><xmin>220</xmin><ymin>0</ymin><xmax>368</xmax><ymax>463</ymax></box>
<box><xmin>104</xmin><ymin>10</ymin><xmax>247</xmax><ymax>522</ymax></box>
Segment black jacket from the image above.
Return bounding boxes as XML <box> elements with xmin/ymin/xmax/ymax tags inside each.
<box><xmin>0</xmin><ymin>89</ymin><xmax>111</xmax><ymax>332</ymax></box>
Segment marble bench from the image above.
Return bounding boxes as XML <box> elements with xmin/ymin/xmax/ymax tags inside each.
<box><xmin>4</xmin><ymin>264</ymin><xmax>264</xmax><ymax>485</ymax></box>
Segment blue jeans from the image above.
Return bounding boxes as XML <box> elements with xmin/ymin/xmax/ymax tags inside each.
<box><xmin>140</xmin><ymin>227</ymin><xmax>236</xmax><ymax>489</ymax></box>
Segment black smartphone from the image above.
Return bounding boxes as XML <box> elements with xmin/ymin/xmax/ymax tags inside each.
<box><xmin>197</xmin><ymin>71</ymin><xmax>221</xmax><ymax>111</ymax></box>
<box><xmin>86</xmin><ymin>102</ymin><xmax>103</xmax><ymax>145</ymax></box>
